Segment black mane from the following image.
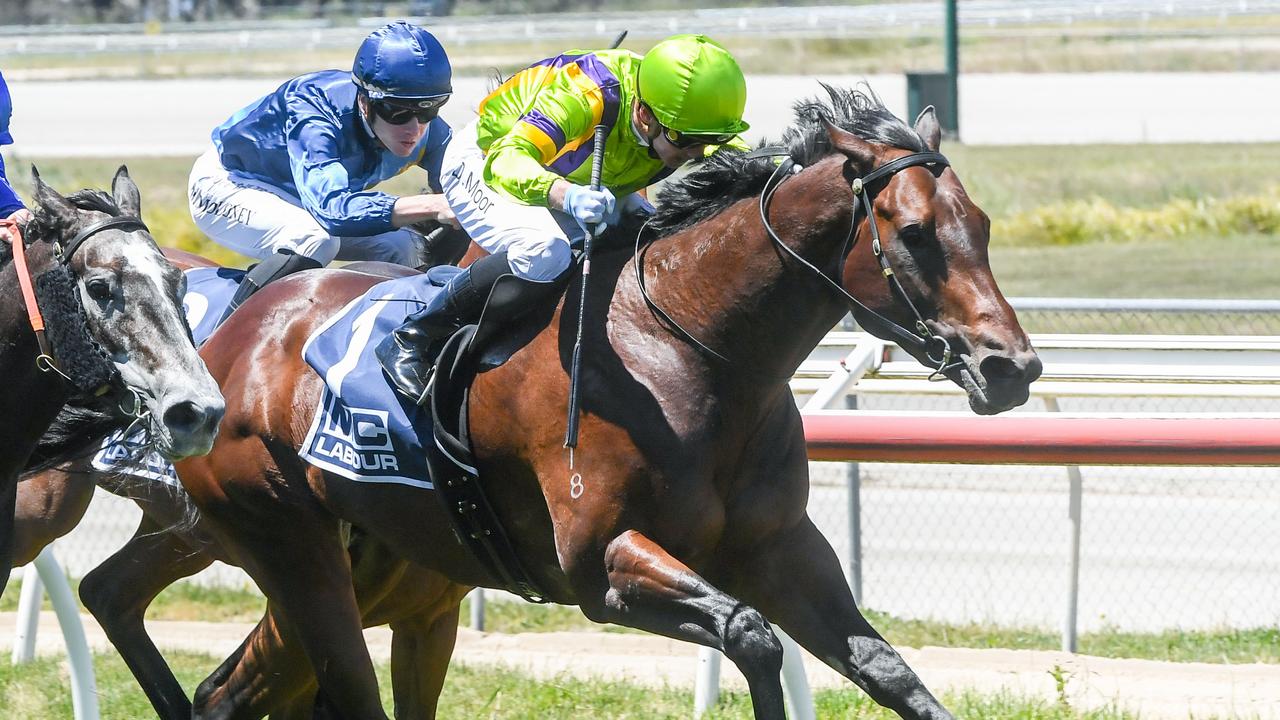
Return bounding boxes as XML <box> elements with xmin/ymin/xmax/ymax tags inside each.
<box><xmin>649</xmin><ymin>84</ymin><xmax>926</xmax><ymax>237</ymax></box>
<box><xmin>64</xmin><ymin>188</ymin><xmax>123</xmax><ymax>217</ymax></box>
<box><xmin>2</xmin><ymin>188</ymin><xmax>123</xmax><ymax>266</ymax></box>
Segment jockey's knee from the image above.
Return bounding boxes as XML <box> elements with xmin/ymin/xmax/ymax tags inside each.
<box><xmin>361</xmin><ymin>231</ymin><xmax>419</xmax><ymax>266</ymax></box>
<box><xmin>506</xmin><ymin>236</ymin><xmax>571</xmax><ymax>281</ymax></box>
<box><xmin>275</xmin><ymin>232</ymin><xmax>338</xmax><ymax>266</ymax></box>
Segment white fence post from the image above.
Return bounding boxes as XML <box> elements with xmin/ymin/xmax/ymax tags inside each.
<box><xmin>10</xmin><ymin>548</ymin><xmax>100</xmax><ymax>720</ymax></box>
<box><xmin>469</xmin><ymin>587</ymin><xmax>485</xmax><ymax>631</ymax></box>
<box><xmin>845</xmin><ymin>394</ymin><xmax>862</xmax><ymax>604</ymax></box>
<box><xmin>1045</xmin><ymin>396</ymin><xmax>1083</xmax><ymax>653</ymax></box>
<box><xmin>11</xmin><ymin>563</ymin><xmax>43</xmax><ymax>664</ymax></box>
<box><xmin>778</xmin><ymin>628</ymin><xmax>816</xmax><ymax>720</ymax></box>
<box><xmin>693</xmin><ymin>647</ymin><xmax>721</xmax><ymax>717</ymax></box>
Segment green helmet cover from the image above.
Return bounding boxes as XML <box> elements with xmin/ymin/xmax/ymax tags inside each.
<box><xmin>638</xmin><ymin>35</ymin><xmax>749</xmax><ymax>135</ymax></box>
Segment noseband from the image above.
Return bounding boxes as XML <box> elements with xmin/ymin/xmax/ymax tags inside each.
<box><xmin>636</xmin><ymin>147</ymin><xmax>964</xmax><ymax>380</ymax></box>
<box><xmin>4</xmin><ymin>214</ymin><xmax>150</xmax><ymax>396</ymax></box>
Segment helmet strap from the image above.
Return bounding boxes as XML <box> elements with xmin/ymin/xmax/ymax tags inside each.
<box><xmin>631</xmin><ymin>102</ymin><xmax>661</xmax><ymax>159</ymax></box>
<box><xmin>354</xmin><ymin>93</ymin><xmax>385</xmax><ymax>147</ymax></box>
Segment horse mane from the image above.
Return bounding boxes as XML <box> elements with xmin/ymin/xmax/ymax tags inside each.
<box><xmin>1</xmin><ymin>188</ymin><xmax>123</xmax><ymax>266</ymax></box>
<box><xmin>23</xmin><ymin>403</ymin><xmax>124</xmax><ymax>475</ymax></box>
<box><xmin>24</xmin><ymin>404</ymin><xmax>204</xmax><ymax>537</ymax></box>
<box><xmin>649</xmin><ymin>83</ymin><xmax>927</xmax><ymax>237</ymax></box>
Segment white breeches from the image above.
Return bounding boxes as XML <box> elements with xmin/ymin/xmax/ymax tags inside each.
<box><xmin>439</xmin><ymin>122</ymin><xmax>584</xmax><ymax>281</ymax></box>
<box><xmin>188</xmin><ymin>147</ymin><xmax>420</xmax><ymax>266</ymax></box>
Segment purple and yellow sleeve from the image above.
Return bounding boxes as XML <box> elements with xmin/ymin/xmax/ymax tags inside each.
<box><xmin>481</xmin><ymin>60</ymin><xmax>606</xmax><ymax>206</ymax></box>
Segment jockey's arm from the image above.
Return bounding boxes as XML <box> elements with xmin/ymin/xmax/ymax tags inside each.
<box><xmin>391</xmin><ymin>193</ymin><xmax>458</xmax><ymax>229</ymax></box>
<box><xmin>481</xmin><ymin>76</ymin><xmax>596</xmax><ymax>208</ymax></box>
<box><xmin>0</xmin><ymin>154</ymin><xmax>26</xmax><ymax>221</ymax></box>
<box><xmin>285</xmin><ymin>109</ymin><xmax>398</xmax><ymax>236</ymax></box>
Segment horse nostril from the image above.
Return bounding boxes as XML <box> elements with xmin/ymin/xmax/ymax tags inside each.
<box><xmin>162</xmin><ymin>400</ymin><xmax>204</xmax><ymax>433</ymax></box>
<box><xmin>979</xmin><ymin>354</ymin><xmax>1023</xmax><ymax>381</ymax></box>
<box><xmin>980</xmin><ymin>351</ymin><xmax>1043</xmax><ymax>383</ymax></box>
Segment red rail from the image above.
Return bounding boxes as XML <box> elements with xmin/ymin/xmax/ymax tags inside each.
<box><xmin>803</xmin><ymin>412</ymin><xmax>1280</xmax><ymax>466</ymax></box>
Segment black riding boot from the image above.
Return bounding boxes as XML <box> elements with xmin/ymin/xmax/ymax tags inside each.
<box><xmin>217</xmin><ymin>249</ymin><xmax>322</xmax><ymax>325</ymax></box>
<box><xmin>376</xmin><ymin>252</ymin><xmax>517</xmax><ymax>402</ymax></box>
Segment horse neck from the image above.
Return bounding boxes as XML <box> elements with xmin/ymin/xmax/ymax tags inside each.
<box><xmin>0</xmin><ymin>253</ymin><xmax>73</xmax><ymax>471</ymax></box>
<box><xmin>643</xmin><ymin>155</ymin><xmax>855</xmax><ymax>382</ymax></box>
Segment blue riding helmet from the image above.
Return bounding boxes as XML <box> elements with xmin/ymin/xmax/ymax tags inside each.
<box><xmin>352</xmin><ymin>21</ymin><xmax>452</xmax><ymax>102</ymax></box>
<box><xmin>0</xmin><ymin>70</ymin><xmax>14</xmax><ymax>145</ymax></box>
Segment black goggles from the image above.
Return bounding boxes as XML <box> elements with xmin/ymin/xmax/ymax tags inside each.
<box><xmin>371</xmin><ymin>95</ymin><xmax>450</xmax><ymax>125</ymax></box>
<box><xmin>659</xmin><ymin>125</ymin><xmax>737</xmax><ymax>149</ymax></box>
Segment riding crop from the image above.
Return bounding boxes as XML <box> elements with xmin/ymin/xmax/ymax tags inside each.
<box><xmin>563</xmin><ymin>124</ymin><xmax>608</xmax><ymax>450</ymax></box>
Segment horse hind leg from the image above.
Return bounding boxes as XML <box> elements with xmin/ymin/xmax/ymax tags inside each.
<box><xmin>741</xmin><ymin>517</ymin><xmax>953</xmax><ymax>720</ymax></box>
<box><xmin>578</xmin><ymin>529</ymin><xmax>787</xmax><ymax>720</ymax></box>
<box><xmin>11</xmin><ymin>463</ymin><xmax>96</xmax><ymax>567</ymax></box>
<box><xmin>194</xmin><ymin>606</ymin><xmax>320</xmax><ymax>720</ymax></box>
<box><xmin>79</xmin><ymin>515</ymin><xmax>214</xmax><ymax>720</ymax></box>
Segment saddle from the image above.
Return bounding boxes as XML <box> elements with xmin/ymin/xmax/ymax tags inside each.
<box><xmin>423</xmin><ymin>272</ymin><xmax>567</xmax><ymax>604</ymax></box>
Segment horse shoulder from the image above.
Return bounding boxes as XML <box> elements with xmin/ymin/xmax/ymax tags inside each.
<box><xmin>719</xmin><ymin>390</ymin><xmax>812</xmax><ymax>541</ymax></box>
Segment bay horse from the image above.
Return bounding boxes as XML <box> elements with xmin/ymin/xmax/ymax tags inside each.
<box><xmin>176</xmin><ymin>87</ymin><xmax>1038</xmax><ymax>719</ymax></box>
<box><xmin>0</xmin><ymin>167</ymin><xmax>224</xmax><ymax>596</ymax></box>
<box><xmin>27</xmin><ymin>87</ymin><xmax>1040</xmax><ymax>718</ymax></box>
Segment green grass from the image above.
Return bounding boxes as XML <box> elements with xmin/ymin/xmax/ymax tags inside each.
<box><xmin>0</xmin><ymin>649</ymin><xmax>1153</xmax><ymax>719</ymax></box>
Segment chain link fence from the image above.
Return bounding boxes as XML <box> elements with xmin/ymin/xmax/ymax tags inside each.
<box><xmin>28</xmin><ymin>300</ymin><xmax>1280</xmax><ymax>634</ymax></box>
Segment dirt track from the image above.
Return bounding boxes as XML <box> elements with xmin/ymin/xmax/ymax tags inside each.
<box><xmin>4</xmin><ymin>611</ymin><xmax>1279</xmax><ymax>719</ymax></box>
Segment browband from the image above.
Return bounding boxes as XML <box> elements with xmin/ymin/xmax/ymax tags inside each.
<box><xmin>62</xmin><ymin>215</ymin><xmax>149</xmax><ymax>260</ymax></box>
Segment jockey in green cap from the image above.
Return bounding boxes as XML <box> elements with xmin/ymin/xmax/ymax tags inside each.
<box><xmin>379</xmin><ymin>34</ymin><xmax>751</xmax><ymax>400</ymax></box>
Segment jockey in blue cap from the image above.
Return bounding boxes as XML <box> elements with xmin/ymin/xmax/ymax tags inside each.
<box><xmin>0</xmin><ymin>70</ymin><xmax>33</xmax><ymax>241</ymax></box>
<box><xmin>188</xmin><ymin>21</ymin><xmax>459</xmax><ymax>322</ymax></box>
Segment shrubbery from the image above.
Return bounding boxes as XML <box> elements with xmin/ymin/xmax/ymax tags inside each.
<box><xmin>996</xmin><ymin>186</ymin><xmax>1280</xmax><ymax>246</ymax></box>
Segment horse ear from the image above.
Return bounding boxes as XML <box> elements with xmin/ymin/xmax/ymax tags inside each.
<box><xmin>823</xmin><ymin>118</ymin><xmax>876</xmax><ymax>174</ymax></box>
<box><xmin>31</xmin><ymin>166</ymin><xmax>77</xmax><ymax>230</ymax></box>
<box><xmin>112</xmin><ymin>164</ymin><xmax>143</xmax><ymax>217</ymax></box>
<box><xmin>913</xmin><ymin>105</ymin><xmax>942</xmax><ymax>152</ymax></box>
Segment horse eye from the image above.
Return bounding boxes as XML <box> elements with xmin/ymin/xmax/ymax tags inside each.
<box><xmin>86</xmin><ymin>278</ymin><xmax>114</xmax><ymax>301</ymax></box>
<box><xmin>899</xmin><ymin>224</ymin><xmax>928</xmax><ymax>245</ymax></box>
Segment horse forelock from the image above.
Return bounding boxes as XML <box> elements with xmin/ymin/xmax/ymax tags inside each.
<box><xmin>649</xmin><ymin>84</ymin><xmax>926</xmax><ymax>238</ymax></box>
<box><xmin>64</xmin><ymin>188</ymin><xmax>123</xmax><ymax>218</ymax></box>
<box><xmin>13</xmin><ymin>188</ymin><xmax>124</xmax><ymax>257</ymax></box>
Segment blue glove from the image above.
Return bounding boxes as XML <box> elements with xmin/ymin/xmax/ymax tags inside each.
<box><xmin>619</xmin><ymin>192</ymin><xmax>655</xmax><ymax>219</ymax></box>
<box><xmin>563</xmin><ymin>184</ymin><xmax>617</xmax><ymax>234</ymax></box>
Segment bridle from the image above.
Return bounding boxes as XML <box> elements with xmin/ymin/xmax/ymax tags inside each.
<box><xmin>3</xmin><ymin>213</ymin><xmax>151</xmax><ymax>407</ymax></box>
<box><xmin>636</xmin><ymin>146</ymin><xmax>965</xmax><ymax>380</ymax></box>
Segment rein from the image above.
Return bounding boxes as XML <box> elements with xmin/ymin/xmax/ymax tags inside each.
<box><xmin>4</xmin><ymin>214</ymin><xmax>149</xmax><ymax>379</ymax></box>
<box><xmin>636</xmin><ymin>147</ymin><xmax>964</xmax><ymax>381</ymax></box>
<box><xmin>3</xmin><ymin>218</ymin><xmax>56</xmax><ymax>367</ymax></box>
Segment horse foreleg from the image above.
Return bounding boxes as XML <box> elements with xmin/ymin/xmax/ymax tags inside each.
<box><xmin>350</xmin><ymin>534</ymin><xmax>470</xmax><ymax>720</ymax></box>
<box><xmin>742</xmin><ymin>517</ymin><xmax>953</xmax><ymax>720</ymax></box>
<box><xmin>578</xmin><ymin>529</ymin><xmax>786</xmax><ymax>720</ymax></box>
<box><xmin>12</xmin><ymin>465</ymin><xmax>96</xmax><ymax>566</ymax></box>
<box><xmin>79</xmin><ymin>516</ymin><xmax>214</xmax><ymax>720</ymax></box>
